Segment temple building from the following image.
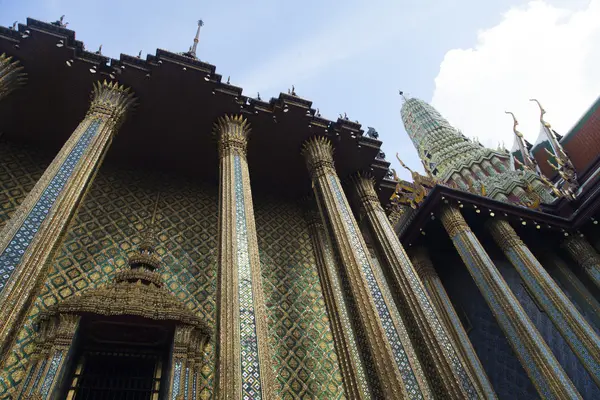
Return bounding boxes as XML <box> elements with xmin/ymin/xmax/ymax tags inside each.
<box><xmin>0</xmin><ymin>15</ymin><xmax>599</xmax><ymax>400</ymax></box>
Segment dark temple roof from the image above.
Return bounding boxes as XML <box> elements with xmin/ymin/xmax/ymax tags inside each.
<box><xmin>0</xmin><ymin>18</ymin><xmax>397</xmax><ymax>203</ymax></box>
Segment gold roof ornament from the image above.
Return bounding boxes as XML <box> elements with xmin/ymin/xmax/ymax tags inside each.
<box><xmin>530</xmin><ymin>99</ymin><xmax>578</xmax><ymax>199</ymax></box>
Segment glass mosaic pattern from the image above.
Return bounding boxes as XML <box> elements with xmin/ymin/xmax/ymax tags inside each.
<box><xmin>328</xmin><ymin>176</ymin><xmax>424</xmax><ymax>399</ymax></box>
<box><xmin>255</xmin><ymin>199</ymin><xmax>345</xmax><ymax>399</ymax></box>
<box><xmin>375</xmin><ymin>211</ymin><xmax>478</xmax><ymax>397</ymax></box>
<box><xmin>0</xmin><ymin>120</ymin><xmax>101</xmax><ymax>292</ymax></box>
<box><xmin>40</xmin><ymin>351</ymin><xmax>63</xmax><ymax>397</ymax></box>
<box><xmin>0</xmin><ymin>168</ymin><xmax>219</xmax><ymax>397</ymax></box>
<box><xmin>0</xmin><ymin>149</ymin><xmax>344</xmax><ymax>399</ymax></box>
<box><xmin>233</xmin><ymin>155</ymin><xmax>262</xmax><ymax>400</ymax></box>
<box><xmin>172</xmin><ymin>360</ymin><xmax>182</xmax><ymax>400</ymax></box>
<box><xmin>452</xmin><ymin>231</ymin><xmax>579</xmax><ymax>399</ymax></box>
<box><xmin>0</xmin><ymin>140</ymin><xmax>51</xmax><ymax>231</ymax></box>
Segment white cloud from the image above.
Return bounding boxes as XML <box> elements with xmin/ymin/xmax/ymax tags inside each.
<box><xmin>431</xmin><ymin>0</ymin><xmax>600</xmax><ymax>149</ymax></box>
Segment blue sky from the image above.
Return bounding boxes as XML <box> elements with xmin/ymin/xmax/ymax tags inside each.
<box><xmin>4</xmin><ymin>0</ymin><xmax>598</xmax><ymax>180</ymax></box>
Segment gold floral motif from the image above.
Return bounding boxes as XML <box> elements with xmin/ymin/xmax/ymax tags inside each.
<box><xmin>0</xmin><ymin>53</ymin><xmax>27</xmax><ymax>102</ymax></box>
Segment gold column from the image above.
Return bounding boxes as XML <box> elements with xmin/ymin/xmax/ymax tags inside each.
<box><xmin>16</xmin><ymin>313</ymin><xmax>80</xmax><ymax>398</ymax></box>
<box><xmin>561</xmin><ymin>234</ymin><xmax>600</xmax><ymax>290</ymax></box>
<box><xmin>410</xmin><ymin>247</ymin><xmax>496</xmax><ymax>398</ymax></box>
<box><xmin>0</xmin><ymin>81</ymin><xmax>134</xmax><ymax>361</ymax></box>
<box><xmin>353</xmin><ymin>175</ymin><xmax>488</xmax><ymax>399</ymax></box>
<box><xmin>487</xmin><ymin>219</ymin><xmax>600</xmax><ymax>385</ymax></box>
<box><xmin>301</xmin><ymin>137</ymin><xmax>432</xmax><ymax>399</ymax></box>
<box><xmin>439</xmin><ymin>205</ymin><xmax>580</xmax><ymax>399</ymax></box>
<box><xmin>305</xmin><ymin>207</ymin><xmax>371</xmax><ymax>399</ymax></box>
<box><xmin>0</xmin><ymin>53</ymin><xmax>26</xmax><ymax>102</ymax></box>
<box><xmin>214</xmin><ymin>115</ymin><xmax>274</xmax><ymax>399</ymax></box>
<box><xmin>168</xmin><ymin>325</ymin><xmax>209</xmax><ymax>400</ymax></box>
<box><xmin>549</xmin><ymin>254</ymin><xmax>600</xmax><ymax>329</ymax></box>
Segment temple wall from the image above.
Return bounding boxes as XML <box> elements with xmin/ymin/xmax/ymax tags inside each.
<box><xmin>0</xmin><ymin>139</ymin><xmax>51</xmax><ymax>231</ymax></box>
<box><xmin>0</xmin><ymin>141</ymin><xmax>343</xmax><ymax>398</ymax></box>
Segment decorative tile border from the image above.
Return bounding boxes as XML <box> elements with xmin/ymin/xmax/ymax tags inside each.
<box><xmin>0</xmin><ymin>119</ymin><xmax>101</xmax><ymax>291</ymax></box>
<box><xmin>234</xmin><ymin>155</ymin><xmax>262</xmax><ymax>400</ymax></box>
<box><xmin>329</xmin><ymin>176</ymin><xmax>424</xmax><ymax>399</ymax></box>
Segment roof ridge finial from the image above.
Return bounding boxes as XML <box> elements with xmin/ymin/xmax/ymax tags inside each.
<box><xmin>189</xmin><ymin>19</ymin><xmax>204</xmax><ymax>58</ymax></box>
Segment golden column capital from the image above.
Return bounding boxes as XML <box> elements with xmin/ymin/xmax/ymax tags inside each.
<box><xmin>484</xmin><ymin>219</ymin><xmax>523</xmax><ymax>251</ymax></box>
<box><xmin>0</xmin><ymin>53</ymin><xmax>27</xmax><ymax>102</ymax></box>
<box><xmin>214</xmin><ymin>114</ymin><xmax>251</xmax><ymax>158</ymax></box>
<box><xmin>87</xmin><ymin>80</ymin><xmax>136</xmax><ymax>126</ymax></box>
<box><xmin>562</xmin><ymin>234</ymin><xmax>600</xmax><ymax>292</ymax></box>
<box><xmin>440</xmin><ymin>205</ymin><xmax>470</xmax><ymax>237</ymax></box>
<box><xmin>352</xmin><ymin>173</ymin><xmax>383</xmax><ymax>213</ymax></box>
<box><xmin>301</xmin><ymin>136</ymin><xmax>336</xmax><ymax>180</ymax></box>
<box><xmin>410</xmin><ymin>247</ymin><xmax>438</xmax><ymax>280</ymax></box>
<box><xmin>487</xmin><ymin>218</ymin><xmax>600</xmax><ymax>387</ymax></box>
<box><xmin>439</xmin><ymin>205</ymin><xmax>581</xmax><ymax>399</ymax></box>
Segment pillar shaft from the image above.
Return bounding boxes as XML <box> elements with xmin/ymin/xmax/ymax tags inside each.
<box><xmin>353</xmin><ymin>176</ymin><xmax>486</xmax><ymax>399</ymax></box>
<box><xmin>0</xmin><ymin>81</ymin><xmax>134</xmax><ymax>362</ymax></box>
<box><xmin>562</xmin><ymin>235</ymin><xmax>600</xmax><ymax>290</ymax></box>
<box><xmin>550</xmin><ymin>254</ymin><xmax>600</xmax><ymax>329</ymax></box>
<box><xmin>301</xmin><ymin>137</ymin><xmax>432</xmax><ymax>399</ymax></box>
<box><xmin>305</xmin><ymin>207</ymin><xmax>371</xmax><ymax>399</ymax></box>
<box><xmin>0</xmin><ymin>53</ymin><xmax>26</xmax><ymax>102</ymax></box>
<box><xmin>17</xmin><ymin>314</ymin><xmax>80</xmax><ymax>398</ymax></box>
<box><xmin>488</xmin><ymin>219</ymin><xmax>600</xmax><ymax>385</ymax></box>
<box><xmin>440</xmin><ymin>205</ymin><xmax>580</xmax><ymax>399</ymax></box>
<box><xmin>214</xmin><ymin>115</ymin><xmax>274</xmax><ymax>399</ymax></box>
<box><xmin>410</xmin><ymin>247</ymin><xmax>496</xmax><ymax>399</ymax></box>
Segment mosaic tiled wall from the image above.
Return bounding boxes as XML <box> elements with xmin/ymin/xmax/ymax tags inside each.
<box><xmin>0</xmin><ymin>142</ymin><xmax>344</xmax><ymax>398</ymax></box>
<box><xmin>0</xmin><ymin>162</ymin><xmax>220</xmax><ymax>397</ymax></box>
<box><xmin>0</xmin><ymin>140</ymin><xmax>51</xmax><ymax>231</ymax></box>
<box><xmin>255</xmin><ymin>197</ymin><xmax>345</xmax><ymax>399</ymax></box>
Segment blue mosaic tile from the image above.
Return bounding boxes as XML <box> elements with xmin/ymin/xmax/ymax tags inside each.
<box><xmin>184</xmin><ymin>366</ymin><xmax>189</xmax><ymax>400</ymax></box>
<box><xmin>375</xmin><ymin>211</ymin><xmax>478</xmax><ymax>397</ymax></box>
<box><xmin>40</xmin><ymin>351</ymin><xmax>63</xmax><ymax>398</ymax></box>
<box><xmin>29</xmin><ymin>359</ymin><xmax>47</xmax><ymax>395</ymax></box>
<box><xmin>0</xmin><ymin>119</ymin><xmax>101</xmax><ymax>292</ymax></box>
<box><xmin>453</xmin><ymin>232</ymin><xmax>580</xmax><ymax>399</ymax></box>
<box><xmin>172</xmin><ymin>359</ymin><xmax>182</xmax><ymax>400</ymax></box>
<box><xmin>328</xmin><ymin>176</ymin><xmax>424</xmax><ymax>399</ymax></box>
<box><xmin>234</xmin><ymin>155</ymin><xmax>262</xmax><ymax>400</ymax></box>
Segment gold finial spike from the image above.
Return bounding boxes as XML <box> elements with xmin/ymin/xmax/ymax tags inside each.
<box><xmin>189</xmin><ymin>20</ymin><xmax>204</xmax><ymax>58</ymax></box>
<box><xmin>529</xmin><ymin>98</ymin><xmax>546</xmax><ymax>119</ymax></box>
<box><xmin>504</xmin><ymin>111</ymin><xmax>521</xmax><ymax>136</ymax></box>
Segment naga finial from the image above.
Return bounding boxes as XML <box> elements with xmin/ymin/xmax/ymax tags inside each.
<box><xmin>504</xmin><ymin>111</ymin><xmax>523</xmax><ymax>138</ymax></box>
<box><xmin>529</xmin><ymin>98</ymin><xmax>550</xmax><ymax>128</ymax></box>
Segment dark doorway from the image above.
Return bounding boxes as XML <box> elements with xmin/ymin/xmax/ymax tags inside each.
<box><xmin>63</xmin><ymin>316</ymin><xmax>173</xmax><ymax>400</ymax></box>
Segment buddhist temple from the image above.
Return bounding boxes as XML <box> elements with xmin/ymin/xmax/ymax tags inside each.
<box><xmin>0</xmin><ymin>16</ymin><xmax>599</xmax><ymax>399</ymax></box>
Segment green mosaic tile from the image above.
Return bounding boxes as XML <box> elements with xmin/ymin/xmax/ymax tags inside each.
<box><xmin>255</xmin><ymin>198</ymin><xmax>345</xmax><ymax>399</ymax></box>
